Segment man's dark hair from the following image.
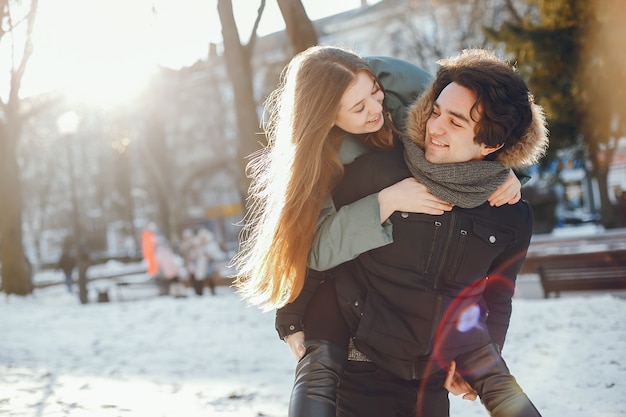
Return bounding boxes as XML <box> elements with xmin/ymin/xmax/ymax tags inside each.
<box><xmin>433</xmin><ymin>49</ymin><xmax>533</xmax><ymax>160</ymax></box>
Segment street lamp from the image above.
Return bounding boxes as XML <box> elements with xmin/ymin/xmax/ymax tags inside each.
<box><xmin>57</xmin><ymin>111</ymin><xmax>88</xmax><ymax>304</ymax></box>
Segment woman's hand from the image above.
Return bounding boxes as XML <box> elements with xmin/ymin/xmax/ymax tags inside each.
<box><xmin>378</xmin><ymin>178</ymin><xmax>453</xmax><ymax>222</ymax></box>
<box><xmin>444</xmin><ymin>361</ymin><xmax>478</xmax><ymax>401</ymax></box>
<box><xmin>488</xmin><ymin>170</ymin><xmax>521</xmax><ymax>207</ymax></box>
<box><xmin>285</xmin><ymin>331</ymin><xmax>306</xmax><ymax>361</ymax></box>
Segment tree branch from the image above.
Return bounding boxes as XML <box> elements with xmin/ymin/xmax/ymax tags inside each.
<box><xmin>9</xmin><ymin>0</ymin><xmax>39</xmax><ymax>106</ymax></box>
<box><xmin>246</xmin><ymin>0</ymin><xmax>265</xmax><ymax>53</ymax></box>
<box><xmin>503</xmin><ymin>0</ymin><xmax>523</xmax><ymax>25</ymax></box>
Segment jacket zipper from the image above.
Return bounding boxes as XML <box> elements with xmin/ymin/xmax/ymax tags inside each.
<box><xmin>433</xmin><ymin>212</ymin><xmax>456</xmax><ymax>290</ymax></box>
<box><xmin>412</xmin><ymin>214</ymin><xmax>456</xmax><ymax>378</ymax></box>
<box><xmin>424</xmin><ymin>218</ymin><xmax>443</xmax><ymax>274</ymax></box>
<box><xmin>412</xmin><ymin>293</ymin><xmax>443</xmax><ymax>379</ymax></box>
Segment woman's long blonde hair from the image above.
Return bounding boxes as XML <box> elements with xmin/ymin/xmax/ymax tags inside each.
<box><xmin>233</xmin><ymin>45</ymin><xmax>395</xmax><ymax>311</ymax></box>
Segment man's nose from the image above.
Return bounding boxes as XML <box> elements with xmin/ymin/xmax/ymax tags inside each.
<box><xmin>428</xmin><ymin>117</ymin><xmax>445</xmax><ymax>135</ymax></box>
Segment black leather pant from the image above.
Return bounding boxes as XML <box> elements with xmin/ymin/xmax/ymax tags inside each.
<box><xmin>288</xmin><ymin>340</ymin><xmax>347</xmax><ymax>417</ymax></box>
<box><xmin>288</xmin><ymin>280</ymin><xmax>350</xmax><ymax>417</ymax></box>
<box><xmin>337</xmin><ymin>361</ymin><xmax>450</xmax><ymax>417</ymax></box>
<box><xmin>335</xmin><ymin>343</ymin><xmax>542</xmax><ymax>417</ymax></box>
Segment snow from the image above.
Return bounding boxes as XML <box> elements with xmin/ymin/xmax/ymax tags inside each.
<box><xmin>2</xmin><ymin>262</ymin><xmax>626</xmax><ymax>417</ymax></box>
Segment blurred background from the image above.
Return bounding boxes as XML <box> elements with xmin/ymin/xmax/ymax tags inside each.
<box><xmin>1</xmin><ymin>0</ymin><xmax>625</xmax><ymax>296</ymax></box>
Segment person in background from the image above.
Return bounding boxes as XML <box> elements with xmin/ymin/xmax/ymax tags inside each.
<box><xmin>142</xmin><ymin>223</ymin><xmax>183</xmax><ymax>297</ymax></box>
<box><xmin>141</xmin><ymin>224</ymin><xmax>159</xmax><ymax>280</ymax></box>
<box><xmin>76</xmin><ymin>245</ymin><xmax>91</xmax><ymax>304</ymax></box>
<box><xmin>57</xmin><ymin>238</ymin><xmax>76</xmax><ymax>293</ymax></box>
<box><xmin>614</xmin><ymin>187</ymin><xmax>626</xmax><ymax>227</ymax></box>
<box><xmin>179</xmin><ymin>228</ymin><xmax>200</xmax><ymax>294</ymax></box>
<box><xmin>194</xmin><ymin>228</ymin><xmax>225</xmax><ymax>296</ymax></box>
<box><xmin>154</xmin><ymin>235</ymin><xmax>184</xmax><ymax>297</ymax></box>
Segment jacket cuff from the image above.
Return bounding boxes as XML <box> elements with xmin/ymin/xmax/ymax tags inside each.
<box><xmin>275</xmin><ymin>321</ymin><xmax>304</xmax><ymax>340</ymax></box>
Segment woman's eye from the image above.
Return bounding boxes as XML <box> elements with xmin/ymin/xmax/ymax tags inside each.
<box><xmin>450</xmin><ymin>119</ymin><xmax>462</xmax><ymax>127</ymax></box>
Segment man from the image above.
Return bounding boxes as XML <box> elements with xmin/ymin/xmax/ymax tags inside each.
<box><xmin>280</xmin><ymin>48</ymin><xmax>548</xmax><ymax>417</ymax></box>
<box><xmin>332</xmin><ymin>48</ymin><xmax>548</xmax><ymax>417</ymax></box>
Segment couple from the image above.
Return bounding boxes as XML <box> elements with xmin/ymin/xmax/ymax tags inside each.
<box><xmin>235</xmin><ymin>46</ymin><xmax>548</xmax><ymax>417</ymax></box>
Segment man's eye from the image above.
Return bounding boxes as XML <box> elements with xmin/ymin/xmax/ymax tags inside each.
<box><xmin>451</xmin><ymin>119</ymin><xmax>462</xmax><ymax>127</ymax></box>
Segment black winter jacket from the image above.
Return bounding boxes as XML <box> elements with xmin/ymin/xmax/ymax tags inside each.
<box><xmin>331</xmin><ymin>145</ymin><xmax>533</xmax><ymax>380</ymax></box>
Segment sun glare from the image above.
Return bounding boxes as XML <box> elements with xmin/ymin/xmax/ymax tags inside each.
<box><xmin>23</xmin><ymin>0</ymin><xmax>165</xmax><ymax>106</ymax></box>
<box><xmin>18</xmin><ymin>0</ymin><xmax>374</xmax><ymax>106</ymax></box>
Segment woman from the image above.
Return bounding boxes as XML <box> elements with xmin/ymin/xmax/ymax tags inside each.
<box><xmin>233</xmin><ymin>46</ymin><xmax>524</xmax><ymax>416</ymax></box>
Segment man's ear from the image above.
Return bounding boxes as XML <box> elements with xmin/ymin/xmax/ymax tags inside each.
<box><xmin>480</xmin><ymin>143</ymin><xmax>504</xmax><ymax>157</ymax></box>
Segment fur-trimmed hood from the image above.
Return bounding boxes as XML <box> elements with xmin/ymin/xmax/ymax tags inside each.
<box><xmin>404</xmin><ymin>83</ymin><xmax>549</xmax><ymax>169</ymax></box>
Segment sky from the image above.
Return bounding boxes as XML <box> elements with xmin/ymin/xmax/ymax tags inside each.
<box><xmin>3</xmin><ymin>223</ymin><xmax>626</xmax><ymax>417</ymax></box>
<box><xmin>11</xmin><ymin>0</ymin><xmax>378</xmax><ymax>105</ymax></box>
<box><xmin>1</xmin><ymin>255</ymin><xmax>625</xmax><ymax>417</ymax></box>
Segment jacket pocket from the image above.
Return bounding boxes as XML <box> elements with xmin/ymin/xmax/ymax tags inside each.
<box><xmin>369</xmin><ymin>213</ymin><xmax>438</xmax><ymax>273</ymax></box>
<box><xmin>355</xmin><ymin>289</ymin><xmax>437</xmax><ymax>360</ymax></box>
<box><xmin>444</xmin><ymin>218</ymin><xmax>517</xmax><ymax>285</ymax></box>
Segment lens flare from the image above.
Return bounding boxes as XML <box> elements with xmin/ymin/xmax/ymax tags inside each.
<box><xmin>457</xmin><ymin>303</ymin><xmax>481</xmax><ymax>333</ymax></box>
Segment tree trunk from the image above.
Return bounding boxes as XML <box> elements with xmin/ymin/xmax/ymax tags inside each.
<box><xmin>0</xmin><ymin>0</ymin><xmax>40</xmax><ymax>295</ymax></box>
<box><xmin>590</xmin><ymin>145</ymin><xmax>617</xmax><ymax>228</ymax></box>
<box><xmin>217</xmin><ymin>0</ymin><xmax>264</xmax><ymax>199</ymax></box>
<box><xmin>0</xmin><ymin>113</ymin><xmax>30</xmax><ymax>295</ymax></box>
<box><xmin>277</xmin><ymin>0</ymin><xmax>318</xmax><ymax>54</ymax></box>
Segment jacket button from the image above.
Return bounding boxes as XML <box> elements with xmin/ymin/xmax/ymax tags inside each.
<box><xmin>489</xmin><ymin>235</ymin><xmax>496</xmax><ymax>243</ymax></box>
<box><xmin>289</xmin><ymin>325</ymin><xmax>295</xmax><ymax>331</ymax></box>
<box><xmin>354</xmin><ymin>301</ymin><xmax>359</xmax><ymax>307</ymax></box>
<box><xmin>434</xmin><ymin>221</ymin><xmax>442</xmax><ymax>227</ymax></box>
<box><xmin>401</xmin><ymin>212</ymin><xmax>409</xmax><ymax>218</ymax></box>
<box><xmin>460</xmin><ymin>229</ymin><xmax>467</xmax><ymax>236</ymax></box>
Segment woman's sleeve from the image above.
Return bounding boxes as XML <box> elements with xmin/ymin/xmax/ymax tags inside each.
<box><xmin>275</xmin><ymin>269</ymin><xmax>325</xmax><ymax>340</ymax></box>
<box><xmin>308</xmin><ymin>193</ymin><xmax>393</xmax><ymax>271</ymax></box>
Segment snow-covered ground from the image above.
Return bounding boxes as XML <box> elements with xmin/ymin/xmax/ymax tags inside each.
<box><xmin>1</xmin><ymin>260</ymin><xmax>625</xmax><ymax>417</ymax></box>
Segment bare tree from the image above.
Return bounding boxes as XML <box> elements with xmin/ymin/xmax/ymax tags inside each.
<box><xmin>0</xmin><ymin>0</ymin><xmax>40</xmax><ymax>295</ymax></box>
<box><xmin>217</xmin><ymin>0</ymin><xmax>319</xmax><ymax>198</ymax></box>
<box><xmin>392</xmin><ymin>0</ymin><xmax>528</xmax><ymax>73</ymax></box>
<box><xmin>217</xmin><ymin>0</ymin><xmax>266</xmax><ymax>198</ymax></box>
<box><xmin>277</xmin><ymin>0</ymin><xmax>317</xmax><ymax>54</ymax></box>
<box><xmin>578</xmin><ymin>0</ymin><xmax>626</xmax><ymax>227</ymax></box>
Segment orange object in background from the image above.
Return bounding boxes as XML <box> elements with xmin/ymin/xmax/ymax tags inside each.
<box><xmin>141</xmin><ymin>229</ymin><xmax>158</xmax><ymax>276</ymax></box>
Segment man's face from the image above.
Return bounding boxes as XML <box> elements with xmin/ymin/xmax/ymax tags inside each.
<box><xmin>424</xmin><ymin>82</ymin><xmax>497</xmax><ymax>164</ymax></box>
<box><xmin>334</xmin><ymin>71</ymin><xmax>385</xmax><ymax>135</ymax></box>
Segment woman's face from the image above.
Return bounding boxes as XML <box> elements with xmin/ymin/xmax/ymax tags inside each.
<box><xmin>334</xmin><ymin>71</ymin><xmax>385</xmax><ymax>134</ymax></box>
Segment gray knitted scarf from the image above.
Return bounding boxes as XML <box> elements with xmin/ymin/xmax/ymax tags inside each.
<box><xmin>401</xmin><ymin>136</ymin><xmax>510</xmax><ymax>209</ymax></box>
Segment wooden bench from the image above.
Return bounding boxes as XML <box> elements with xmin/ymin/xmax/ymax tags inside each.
<box><xmin>114</xmin><ymin>276</ymin><xmax>164</xmax><ymax>300</ymax></box>
<box><xmin>537</xmin><ymin>259</ymin><xmax>626</xmax><ymax>298</ymax></box>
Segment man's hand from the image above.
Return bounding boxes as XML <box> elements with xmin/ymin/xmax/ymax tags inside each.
<box><xmin>488</xmin><ymin>170</ymin><xmax>521</xmax><ymax>207</ymax></box>
<box><xmin>285</xmin><ymin>331</ymin><xmax>306</xmax><ymax>360</ymax></box>
<box><xmin>444</xmin><ymin>361</ymin><xmax>478</xmax><ymax>401</ymax></box>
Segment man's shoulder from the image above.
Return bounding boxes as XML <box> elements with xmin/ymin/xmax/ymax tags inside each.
<box><xmin>465</xmin><ymin>199</ymin><xmax>532</xmax><ymax>224</ymax></box>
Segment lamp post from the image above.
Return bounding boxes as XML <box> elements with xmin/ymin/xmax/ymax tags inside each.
<box><xmin>57</xmin><ymin>111</ymin><xmax>88</xmax><ymax>304</ymax></box>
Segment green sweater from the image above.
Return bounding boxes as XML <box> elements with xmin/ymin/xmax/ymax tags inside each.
<box><xmin>308</xmin><ymin>56</ymin><xmax>433</xmax><ymax>270</ymax></box>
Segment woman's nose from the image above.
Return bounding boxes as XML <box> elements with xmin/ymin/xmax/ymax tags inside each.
<box><xmin>368</xmin><ymin>96</ymin><xmax>383</xmax><ymax>113</ymax></box>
